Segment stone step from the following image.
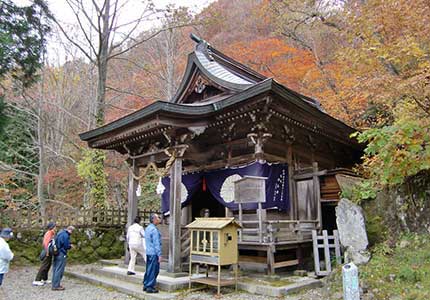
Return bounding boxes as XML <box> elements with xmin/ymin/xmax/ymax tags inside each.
<box><xmin>237</xmin><ymin>277</ymin><xmax>323</xmax><ymax>297</ymax></box>
<box><xmin>92</xmin><ymin>265</ymin><xmax>203</xmax><ymax>292</ymax></box>
<box><xmin>76</xmin><ymin>261</ymin><xmax>323</xmax><ymax>297</ymax></box>
<box><xmin>99</xmin><ymin>259</ymin><xmax>187</xmax><ymax>275</ymax></box>
<box><xmin>65</xmin><ymin>270</ymin><xmax>178</xmax><ymax>300</ymax></box>
<box><xmin>99</xmin><ymin>259</ymin><xmax>123</xmax><ymax>266</ymax></box>
<box><xmin>116</xmin><ymin>262</ymin><xmax>189</xmax><ymax>278</ymax></box>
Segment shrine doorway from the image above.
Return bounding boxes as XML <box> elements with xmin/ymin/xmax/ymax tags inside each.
<box><xmin>189</xmin><ymin>189</ymin><xmax>225</xmax><ymax>220</ymax></box>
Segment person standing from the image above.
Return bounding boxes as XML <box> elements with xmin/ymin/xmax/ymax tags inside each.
<box><xmin>33</xmin><ymin>222</ymin><xmax>56</xmax><ymax>286</ymax></box>
<box><xmin>0</xmin><ymin>228</ymin><xmax>14</xmax><ymax>289</ymax></box>
<box><xmin>143</xmin><ymin>213</ymin><xmax>162</xmax><ymax>293</ymax></box>
<box><xmin>127</xmin><ymin>216</ymin><xmax>146</xmax><ymax>275</ymax></box>
<box><xmin>52</xmin><ymin>226</ymin><xmax>74</xmax><ymax>291</ymax></box>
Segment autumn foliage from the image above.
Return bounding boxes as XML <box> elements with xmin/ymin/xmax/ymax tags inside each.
<box><xmin>1</xmin><ymin>0</ymin><xmax>429</xmax><ymax>209</ymax></box>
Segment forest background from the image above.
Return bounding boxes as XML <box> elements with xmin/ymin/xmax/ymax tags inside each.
<box><xmin>0</xmin><ymin>0</ymin><xmax>429</xmax><ymax>224</ymax></box>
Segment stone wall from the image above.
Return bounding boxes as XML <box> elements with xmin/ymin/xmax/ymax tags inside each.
<box><xmin>8</xmin><ymin>227</ymin><xmax>125</xmax><ymax>265</ymax></box>
<box><xmin>363</xmin><ymin>170</ymin><xmax>430</xmax><ymax>242</ymax></box>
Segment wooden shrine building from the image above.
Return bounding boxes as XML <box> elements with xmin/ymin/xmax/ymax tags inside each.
<box><xmin>80</xmin><ymin>34</ymin><xmax>362</xmax><ymax>274</ymax></box>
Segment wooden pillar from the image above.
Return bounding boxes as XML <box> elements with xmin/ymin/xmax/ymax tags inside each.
<box><xmin>238</xmin><ymin>203</ymin><xmax>243</xmax><ymax>242</ymax></box>
<box><xmin>127</xmin><ymin>162</ymin><xmax>139</xmax><ymax>226</ymax></box>
<box><xmin>125</xmin><ymin>161</ymin><xmax>139</xmax><ymax>264</ymax></box>
<box><xmin>257</xmin><ymin>203</ymin><xmax>266</xmax><ymax>243</ymax></box>
<box><xmin>168</xmin><ymin>157</ymin><xmax>182</xmax><ymax>273</ymax></box>
<box><xmin>296</xmin><ymin>244</ymin><xmax>304</xmax><ymax>269</ymax></box>
<box><xmin>312</xmin><ymin>162</ymin><xmax>322</xmax><ymax>229</ymax></box>
<box><xmin>225</xmin><ymin>207</ymin><xmax>232</xmax><ymax>217</ymax></box>
<box><xmin>267</xmin><ymin>244</ymin><xmax>275</xmax><ymax>275</ymax></box>
<box><xmin>287</xmin><ymin>145</ymin><xmax>297</xmax><ymax>220</ymax></box>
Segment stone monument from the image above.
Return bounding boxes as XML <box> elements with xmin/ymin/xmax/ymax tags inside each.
<box><xmin>336</xmin><ymin>198</ymin><xmax>371</xmax><ymax>265</ymax></box>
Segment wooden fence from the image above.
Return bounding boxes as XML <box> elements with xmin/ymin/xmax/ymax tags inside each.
<box><xmin>0</xmin><ymin>207</ymin><xmax>160</xmax><ymax>229</ymax></box>
<box><xmin>312</xmin><ymin>229</ymin><xmax>342</xmax><ymax>276</ymax></box>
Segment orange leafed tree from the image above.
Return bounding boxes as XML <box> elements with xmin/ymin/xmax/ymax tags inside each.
<box><xmin>225</xmin><ymin>38</ymin><xmax>319</xmax><ymax>94</ymax></box>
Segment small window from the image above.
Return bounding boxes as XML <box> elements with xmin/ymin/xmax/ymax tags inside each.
<box><xmin>212</xmin><ymin>231</ymin><xmax>219</xmax><ymax>253</ymax></box>
<box><xmin>199</xmin><ymin>231</ymin><xmax>205</xmax><ymax>252</ymax></box>
<box><xmin>192</xmin><ymin>230</ymin><xmax>198</xmax><ymax>251</ymax></box>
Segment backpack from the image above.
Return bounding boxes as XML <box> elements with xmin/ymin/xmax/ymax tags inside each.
<box><xmin>47</xmin><ymin>238</ymin><xmax>59</xmax><ymax>256</ymax></box>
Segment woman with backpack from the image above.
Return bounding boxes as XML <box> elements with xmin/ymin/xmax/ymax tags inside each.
<box><xmin>32</xmin><ymin>222</ymin><xmax>56</xmax><ymax>286</ymax></box>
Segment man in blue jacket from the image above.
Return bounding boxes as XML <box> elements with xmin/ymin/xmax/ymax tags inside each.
<box><xmin>143</xmin><ymin>214</ymin><xmax>162</xmax><ymax>293</ymax></box>
<box><xmin>52</xmin><ymin>226</ymin><xmax>74</xmax><ymax>291</ymax></box>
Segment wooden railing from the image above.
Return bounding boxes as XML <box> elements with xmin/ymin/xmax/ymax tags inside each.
<box><xmin>266</xmin><ymin>220</ymin><xmax>318</xmax><ymax>243</ymax></box>
<box><xmin>0</xmin><ymin>208</ymin><xmax>160</xmax><ymax>229</ymax></box>
<box><xmin>237</xmin><ymin>219</ymin><xmax>318</xmax><ymax>243</ymax></box>
<box><xmin>312</xmin><ymin>230</ymin><xmax>342</xmax><ymax>276</ymax></box>
<box><xmin>180</xmin><ymin>227</ymin><xmax>191</xmax><ymax>263</ymax></box>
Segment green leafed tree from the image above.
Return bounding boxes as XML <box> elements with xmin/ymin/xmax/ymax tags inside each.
<box><xmin>0</xmin><ymin>0</ymin><xmax>52</xmax><ymax>210</ymax></box>
<box><xmin>0</xmin><ymin>0</ymin><xmax>51</xmax><ymax>88</ymax></box>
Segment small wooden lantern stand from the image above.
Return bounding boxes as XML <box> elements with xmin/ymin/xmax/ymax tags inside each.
<box><xmin>187</xmin><ymin>217</ymin><xmax>241</xmax><ymax>295</ymax></box>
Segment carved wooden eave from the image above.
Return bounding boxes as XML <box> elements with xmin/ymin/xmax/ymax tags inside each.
<box><xmin>79</xmin><ymin>35</ymin><xmax>363</xmax><ymax>171</ymax></box>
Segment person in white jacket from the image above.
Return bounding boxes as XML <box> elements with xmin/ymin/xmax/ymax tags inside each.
<box><xmin>0</xmin><ymin>228</ymin><xmax>14</xmax><ymax>288</ymax></box>
<box><xmin>126</xmin><ymin>216</ymin><xmax>146</xmax><ymax>275</ymax></box>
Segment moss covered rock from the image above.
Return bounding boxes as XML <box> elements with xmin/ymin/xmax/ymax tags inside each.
<box><xmin>90</xmin><ymin>238</ymin><xmax>102</xmax><ymax>248</ymax></box>
<box><xmin>96</xmin><ymin>246</ymin><xmax>110</xmax><ymax>258</ymax></box>
<box><xmin>7</xmin><ymin>227</ymin><xmax>124</xmax><ymax>265</ymax></box>
<box><xmin>101</xmin><ymin>231</ymin><xmax>116</xmax><ymax>247</ymax></box>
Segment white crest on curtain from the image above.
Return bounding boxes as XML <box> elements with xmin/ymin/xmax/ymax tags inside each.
<box><xmin>220</xmin><ymin>174</ymin><xmax>242</xmax><ymax>203</ymax></box>
<box><xmin>156</xmin><ymin>177</ymin><xmax>165</xmax><ymax>195</ymax></box>
<box><xmin>181</xmin><ymin>183</ymin><xmax>188</xmax><ymax>203</ymax></box>
<box><xmin>156</xmin><ymin>177</ymin><xmax>188</xmax><ymax>202</ymax></box>
<box><xmin>136</xmin><ymin>183</ymin><xmax>142</xmax><ymax>197</ymax></box>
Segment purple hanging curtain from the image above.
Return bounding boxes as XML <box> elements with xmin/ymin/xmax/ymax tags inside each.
<box><xmin>161</xmin><ymin>162</ymin><xmax>289</xmax><ymax>213</ymax></box>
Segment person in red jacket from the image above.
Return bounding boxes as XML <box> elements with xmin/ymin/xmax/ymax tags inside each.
<box><xmin>32</xmin><ymin>222</ymin><xmax>56</xmax><ymax>286</ymax></box>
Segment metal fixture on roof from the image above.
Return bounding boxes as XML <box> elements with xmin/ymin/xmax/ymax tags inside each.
<box><xmin>190</xmin><ymin>33</ymin><xmax>214</xmax><ymax>61</ymax></box>
<box><xmin>190</xmin><ymin>33</ymin><xmax>202</xmax><ymax>43</ymax></box>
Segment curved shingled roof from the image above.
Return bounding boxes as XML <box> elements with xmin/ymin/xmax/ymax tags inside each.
<box><xmin>194</xmin><ymin>44</ymin><xmax>254</xmax><ymax>86</ymax></box>
<box><xmin>170</xmin><ymin>35</ymin><xmax>267</xmax><ymax>103</ymax></box>
<box><xmin>79</xmin><ymin>34</ymin><xmax>353</xmax><ymax>145</ymax></box>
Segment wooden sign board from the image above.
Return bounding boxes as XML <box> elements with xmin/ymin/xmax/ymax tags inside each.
<box><xmin>234</xmin><ymin>176</ymin><xmax>267</xmax><ymax>203</ymax></box>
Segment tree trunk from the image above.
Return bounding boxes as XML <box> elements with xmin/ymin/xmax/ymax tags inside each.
<box><xmin>96</xmin><ymin>0</ymin><xmax>111</xmax><ymax>126</ymax></box>
<box><xmin>165</xmin><ymin>28</ymin><xmax>175</xmax><ymax>101</ymax></box>
<box><xmin>37</xmin><ymin>63</ymin><xmax>46</xmax><ymax>217</ymax></box>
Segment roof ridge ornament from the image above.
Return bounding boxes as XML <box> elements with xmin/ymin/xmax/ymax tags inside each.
<box><xmin>190</xmin><ymin>33</ymin><xmax>202</xmax><ymax>44</ymax></box>
<box><xmin>190</xmin><ymin>33</ymin><xmax>214</xmax><ymax>61</ymax></box>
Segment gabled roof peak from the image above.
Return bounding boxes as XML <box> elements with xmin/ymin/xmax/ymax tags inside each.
<box><xmin>171</xmin><ymin>34</ymin><xmax>266</xmax><ymax>104</ymax></box>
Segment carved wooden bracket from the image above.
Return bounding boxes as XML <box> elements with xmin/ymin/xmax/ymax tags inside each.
<box><xmin>307</xmin><ymin>134</ymin><xmax>317</xmax><ymax>149</ymax></box>
<box><xmin>283</xmin><ymin>125</ymin><xmax>296</xmax><ymax>144</ymax></box>
<box><xmin>248</xmin><ymin>132</ymin><xmax>272</xmax><ymax>162</ymax></box>
<box><xmin>194</xmin><ymin>75</ymin><xmax>208</xmax><ymax>94</ymax></box>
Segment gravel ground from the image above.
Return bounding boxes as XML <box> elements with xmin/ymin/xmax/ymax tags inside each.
<box><xmin>0</xmin><ymin>266</ymin><xmax>327</xmax><ymax>300</ymax></box>
<box><xmin>0</xmin><ymin>266</ymin><xmax>135</xmax><ymax>300</ymax></box>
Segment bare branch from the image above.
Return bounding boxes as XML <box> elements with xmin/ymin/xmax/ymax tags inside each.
<box><xmin>44</xmin><ymin>145</ymin><xmax>77</xmax><ymax>164</ymax></box>
<box><xmin>40</xmin><ymin>100</ymin><xmax>89</xmax><ymax>127</ymax></box>
<box><xmin>73</xmin><ymin>0</ymin><xmax>100</xmax><ymax>32</ymax></box>
<box><xmin>51</xmin><ymin>17</ymin><xmax>95</xmax><ymax>63</ymax></box>
<box><xmin>0</xmin><ymin>162</ymin><xmax>38</xmax><ymax>177</ymax></box>
<box><xmin>108</xmin><ymin>25</ymin><xmax>184</xmax><ymax>60</ymax></box>
<box><xmin>111</xmin><ymin>56</ymin><xmax>166</xmax><ymax>82</ymax></box>
<box><xmin>45</xmin><ymin>199</ymin><xmax>77</xmax><ymax>209</ymax></box>
<box><xmin>106</xmin><ymin>85</ymin><xmax>146</xmax><ymax>100</ymax></box>
<box><xmin>0</xmin><ymin>141</ymin><xmax>37</xmax><ymax>167</ymax></box>
<box><xmin>64</xmin><ymin>0</ymin><xmax>99</xmax><ymax>59</ymax></box>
